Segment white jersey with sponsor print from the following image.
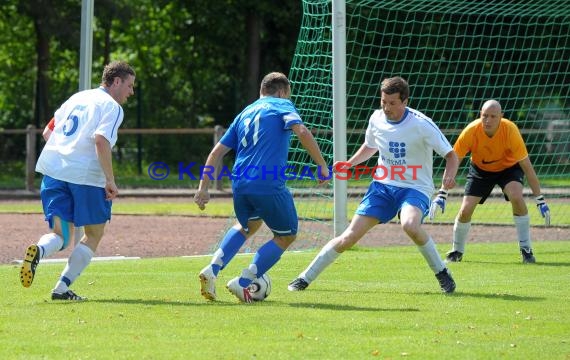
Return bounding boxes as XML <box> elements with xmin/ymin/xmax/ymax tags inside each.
<box><xmin>36</xmin><ymin>87</ymin><xmax>124</xmax><ymax>188</ymax></box>
<box><xmin>364</xmin><ymin>107</ymin><xmax>452</xmax><ymax>199</ymax></box>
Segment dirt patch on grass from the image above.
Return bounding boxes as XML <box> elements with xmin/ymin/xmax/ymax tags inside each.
<box><xmin>2</xmin><ymin>210</ymin><xmax>568</xmax><ymax>264</ymax></box>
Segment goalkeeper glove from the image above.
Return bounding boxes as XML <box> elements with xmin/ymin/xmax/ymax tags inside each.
<box><xmin>429</xmin><ymin>189</ymin><xmax>448</xmax><ymax>220</ymax></box>
<box><xmin>535</xmin><ymin>195</ymin><xmax>551</xmax><ymax>226</ymax></box>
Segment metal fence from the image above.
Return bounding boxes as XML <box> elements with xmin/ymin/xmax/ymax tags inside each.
<box><xmin>0</xmin><ymin>125</ymin><xmax>226</xmax><ymax>191</ymax></box>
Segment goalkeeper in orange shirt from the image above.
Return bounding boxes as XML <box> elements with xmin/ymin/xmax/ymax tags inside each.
<box><xmin>429</xmin><ymin>99</ymin><xmax>550</xmax><ymax>263</ymax></box>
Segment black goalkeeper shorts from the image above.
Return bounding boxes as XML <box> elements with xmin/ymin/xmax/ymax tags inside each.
<box><xmin>464</xmin><ymin>163</ymin><xmax>524</xmax><ymax>204</ymax></box>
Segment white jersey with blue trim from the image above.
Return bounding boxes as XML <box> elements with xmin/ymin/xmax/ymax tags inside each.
<box><xmin>364</xmin><ymin>107</ymin><xmax>452</xmax><ymax>199</ymax></box>
<box><xmin>36</xmin><ymin>87</ymin><xmax>124</xmax><ymax>188</ymax></box>
<box><xmin>220</xmin><ymin>96</ymin><xmax>303</xmax><ymax>194</ymax></box>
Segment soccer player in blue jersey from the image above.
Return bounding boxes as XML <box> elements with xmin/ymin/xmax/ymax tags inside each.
<box><xmin>288</xmin><ymin>76</ymin><xmax>460</xmax><ymax>294</ymax></box>
<box><xmin>194</xmin><ymin>72</ymin><xmax>329</xmax><ymax>303</ymax></box>
<box><xmin>19</xmin><ymin>61</ymin><xmax>135</xmax><ymax>300</ymax></box>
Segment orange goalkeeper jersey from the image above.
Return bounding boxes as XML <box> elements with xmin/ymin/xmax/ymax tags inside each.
<box><xmin>453</xmin><ymin>118</ymin><xmax>528</xmax><ymax>172</ymax></box>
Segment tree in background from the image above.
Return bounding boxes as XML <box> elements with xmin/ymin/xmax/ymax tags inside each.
<box><xmin>0</xmin><ymin>0</ymin><xmax>301</xmax><ymax>169</ymax></box>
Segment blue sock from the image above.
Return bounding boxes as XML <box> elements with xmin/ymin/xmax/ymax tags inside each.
<box><xmin>238</xmin><ymin>240</ymin><xmax>284</xmax><ymax>287</ymax></box>
<box><xmin>212</xmin><ymin>227</ymin><xmax>246</xmax><ymax>276</ymax></box>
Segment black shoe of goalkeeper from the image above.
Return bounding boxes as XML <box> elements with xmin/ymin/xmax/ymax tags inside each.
<box><xmin>521</xmin><ymin>248</ymin><xmax>536</xmax><ymax>264</ymax></box>
<box><xmin>445</xmin><ymin>250</ymin><xmax>463</xmax><ymax>263</ymax></box>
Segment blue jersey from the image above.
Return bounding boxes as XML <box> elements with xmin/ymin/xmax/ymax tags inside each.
<box><xmin>220</xmin><ymin>96</ymin><xmax>303</xmax><ymax>194</ymax></box>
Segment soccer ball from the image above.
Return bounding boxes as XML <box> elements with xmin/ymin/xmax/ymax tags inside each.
<box><xmin>247</xmin><ymin>273</ymin><xmax>272</xmax><ymax>301</ymax></box>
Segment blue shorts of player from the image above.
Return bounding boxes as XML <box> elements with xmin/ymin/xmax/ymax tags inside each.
<box><xmin>465</xmin><ymin>163</ymin><xmax>524</xmax><ymax>204</ymax></box>
<box><xmin>355</xmin><ymin>182</ymin><xmax>430</xmax><ymax>224</ymax></box>
<box><xmin>233</xmin><ymin>189</ymin><xmax>298</xmax><ymax>236</ymax></box>
<box><xmin>40</xmin><ymin>175</ymin><xmax>112</xmax><ymax>228</ymax></box>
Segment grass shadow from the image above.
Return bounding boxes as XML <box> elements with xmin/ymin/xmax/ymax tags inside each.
<box><xmin>405</xmin><ymin>290</ymin><xmax>545</xmax><ymax>301</ymax></box>
<box><xmin>286</xmin><ymin>301</ymin><xmax>419</xmax><ymax>312</ymax></box>
<box><xmin>73</xmin><ymin>298</ymin><xmax>241</xmax><ymax>307</ymax></box>
<box><xmin>82</xmin><ymin>298</ymin><xmax>420</xmax><ymax>312</ymax></box>
<box><xmin>459</xmin><ymin>260</ymin><xmax>570</xmax><ymax>267</ymax></box>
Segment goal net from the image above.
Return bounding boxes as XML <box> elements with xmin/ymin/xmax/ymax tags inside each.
<box><xmin>282</xmin><ymin>0</ymin><xmax>569</xmax><ymax>249</ymax></box>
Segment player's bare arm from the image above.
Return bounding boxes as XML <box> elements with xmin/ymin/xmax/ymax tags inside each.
<box><xmin>334</xmin><ymin>143</ymin><xmax>378</xmax><ymax>171</ymax></box>
<box><xmin>290</xmin><ymin>123</ymin><xmax>330</xmax><ymax>182</ymax></box>
<box><xmin>518</xmin><ymin>157</ymin><xmax>542</xmax><ymax>197</ymax></box>
<box><xmin>429</xmin><ymin>150</ymin><xmax>459</xmax><ymax>220</ymax></box>
<box><xmin>95</xmin><ymin>134</ymin><xmax>118</xmax><ymax>200</ymax></box>
<box><xmin>42</xmin><ymin>126</ymin><xmax>52</xmax><ymax>141</ymax></box>
<box><xmin>195</xmin><ymin>142</ymin><xmax>231</xmax><ymax>210</ymax></box>
<box><xmin>441</xmin><ymin>150</ymin><xmax>459</xmax><ymax>190</ymax></box>
<box><xmin>42</xmin><ymin>117</ymin><xmax>55</xmax><ymax>141</ymax></box>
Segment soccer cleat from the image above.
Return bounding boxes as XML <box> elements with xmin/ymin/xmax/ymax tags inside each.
<box><xmin>445</xmin><ymin>250</ymin><xmax>463</xmax><ymax>263</ymax></box>
<box><xmin>20</xmin><ymin>244</ymin><xmax>40</xmax><ymax>288</ymax></box>
<box><xmin>287</xmin><ymin>277</ymin><xmax>309</xmax><ymax>291</ymax></box>
<box><xmin>51</xmin><ymin>290</ymin><xmax>85</xmax><ymax>301</ymax></box>
<box><xmin>199</xmin><ymin>265</ymin><xmax>217</xmax><ymax>301</ymax></box>
<box><xmin>435</xmin><ymin>268</ymin><xmax>456</xmax><ymax>293</ymax></box>
<box><xmin>226</xmin><ymin>277</ymin><xmax>253</xmax><ymax>303</ymax></box>
<box><xmin>521</xmin><ymin>248</ymin><xmax>536</xmax><ymax>264</ymax></box>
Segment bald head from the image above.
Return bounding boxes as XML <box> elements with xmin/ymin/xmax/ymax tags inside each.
<box><xmin>482</xmin><ymin>99</ymin><xmax>502</xmax><ymax>113</ymax></box>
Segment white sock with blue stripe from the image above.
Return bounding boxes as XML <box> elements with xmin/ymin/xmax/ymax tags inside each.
<box><xmin>37</xmin><ymin>233</ymin><xmax>64</xmax><ymax>259</ymax></box>
<box><xmin>53</xmin><ymin>243</ymin><xmax>94</xmax><ymax>294</ymax></box>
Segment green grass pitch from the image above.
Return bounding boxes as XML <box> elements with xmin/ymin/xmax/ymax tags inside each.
<box><xmin>1</xmin><ymin>241</ymin><xmax>569</xmax><ymax>359</ymax></box>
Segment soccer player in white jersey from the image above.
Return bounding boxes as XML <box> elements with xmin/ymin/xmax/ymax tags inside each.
<box><xmin>288</xmin><ymin>76</ymin><xmax>460</xmax><ymax>294</ymax></box>
<box><xmin>42</xmin><ymin>117</ymin><xmax>85</xmax><ymax>247</ymax></box>
<box><xmin>19</xmin><ymin>61</ymin><xmax>135</xmax><ymax>300</ymax></box>
<box><xmin>195</xmin><ymin>72</ymin><xmax>329</xmax><ymax>303</ymax></box>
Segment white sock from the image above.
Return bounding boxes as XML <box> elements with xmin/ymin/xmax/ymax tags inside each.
<box><xmin>37</xmin><ymin>233</ymin><xmax>64</xmax><ymax>259</ymax></box>
<box><xmin>242</xmin><ymin>264</ymin><xmax>258</xmax><ymax>281</ymax></box>
<box><xmin>53</xmin><ymin>244</ymin><xmax>94</xmax><ymax>294</ymax></box>
<box><xmin>211</xmin><ymin>248</ymin><xmax>224</xmax><ymax>267</ymax></box>
<box><xmin>418</xmin><ymin>237</ymin><xmax>445</xmax><ymax>273</ymax></box>
<box><xmin>514</xmin><ymin>214</ymin><xmax>531</xmax><ymax>249</ymax></box>
<box><xmin>299</xmin><ymin>242</ymin><xmax>340</xmax><ymax>283</ymax></box>
<box><xmin>452</xmin><ymin>218</ymin><xmax>471</xmax><ymax>253</ymax></box>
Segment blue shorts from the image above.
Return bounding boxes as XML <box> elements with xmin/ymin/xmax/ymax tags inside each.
<box><xmin>355</xmin><ymin>182</ymin><xmax>430</xmax><ymax>223</ymax></box>
<box><xmin>40</xmin><ymin>175</ymin><xmax>112</xmax><ymax>227</ymax></box>
<box><xmin>233</xmin><ymin>189</ymin><xmax>298</xmax><ymax>236</ymax></box>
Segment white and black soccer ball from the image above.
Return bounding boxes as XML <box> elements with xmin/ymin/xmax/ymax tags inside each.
<box><xmin>247</xmin><ymin>273</ymin><xmax>272</xmax><ymax>301</ymax></box>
